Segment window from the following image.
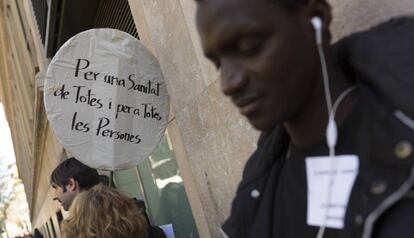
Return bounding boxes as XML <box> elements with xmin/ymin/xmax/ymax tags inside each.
<box><xmin>114</xmin><ymin>131</ymin><xmax>199</xmax><ymax>238</ymax></box>
<box><xmin>49</xmin><ymin>218</ymin><xmax>57</xmax><ymax>238</ymax></box>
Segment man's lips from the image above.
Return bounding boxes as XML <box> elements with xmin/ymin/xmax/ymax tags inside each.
<box><xmin>233</xmin><ymin>95</ymin><xmax>263</xmax><ymax>116</ymax></box>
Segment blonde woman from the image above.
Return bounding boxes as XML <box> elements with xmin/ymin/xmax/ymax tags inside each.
<box><xmin>61</xmin><ymin>184</ymin><xmax>148</xmax><ymax>238</ymax></box>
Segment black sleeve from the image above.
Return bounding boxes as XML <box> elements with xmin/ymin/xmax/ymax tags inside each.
<box><xmin>148</xmin><ymin>225</ymin><xmax>166</xmax><ymax>238</ymax></box>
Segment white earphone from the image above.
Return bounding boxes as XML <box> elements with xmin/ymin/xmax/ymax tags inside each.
<box><xmin>310</xmin><ymin>16</ymin><xmax>336</xmax><ymax>238</ymax></box>
<box><xmin>310</xmin><ymin>15</ymin><xmax>357</xmax><ymax>238</ymax></box>
<box><xmin>310</xmin><ymin>16</ymin><xmax>338</xmax><ymax>152</ymax></box>
<box><xmin>311</xmin><ymin>16</ymin><xmax>323</xmax><ymax>45</ymax></box>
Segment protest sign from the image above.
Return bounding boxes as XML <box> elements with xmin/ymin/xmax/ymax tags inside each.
<box><xmin>44</xmin><ymin>29</ymin><xmax>169</xmax><ymax>170</ymax></box>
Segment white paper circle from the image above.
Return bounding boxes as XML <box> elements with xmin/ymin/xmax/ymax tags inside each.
<box><xmin>44</xmin><ymin>29</ymin><xmax>169</xmax><ymax>170</ymax></box>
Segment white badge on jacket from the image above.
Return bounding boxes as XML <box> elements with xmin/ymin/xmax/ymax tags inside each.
<box><xmin>306</xmin><ymin>155</ymin><xmax>359</xmax><ymax>229</ymax></box>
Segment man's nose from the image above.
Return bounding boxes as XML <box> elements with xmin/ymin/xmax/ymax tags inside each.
<box><xmin>220</xmin><ymin>60</ymin><xmax>248</xmax><ymax>96</ymax></box>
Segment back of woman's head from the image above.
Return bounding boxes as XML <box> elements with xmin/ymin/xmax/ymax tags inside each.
<box><xmin>62</xmin><ymin>184</ymin><xmax>148</xmax><ymax>238</ymax></box>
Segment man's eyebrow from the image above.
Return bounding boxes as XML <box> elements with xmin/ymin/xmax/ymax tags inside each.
<box><xmin>218</xmin><ymin>22</ymin><xmax>269</xmax><ymax>45</ymax></box>
<box><xmin>210</xmin><ymin>19</ymin><xmax>246</xmax><ymax>44</ymax></box>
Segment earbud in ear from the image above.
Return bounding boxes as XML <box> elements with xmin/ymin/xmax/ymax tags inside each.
<box><xmin>311</xmin><ymin>16</ymin><xmax>323</xmax><ymax>45</ymax></box>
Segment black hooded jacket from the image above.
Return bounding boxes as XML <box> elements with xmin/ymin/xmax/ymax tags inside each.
<box><xmin>222</xmin><ymin>17</ymin><xmax>414</xmax><ymax>238</ymax></box>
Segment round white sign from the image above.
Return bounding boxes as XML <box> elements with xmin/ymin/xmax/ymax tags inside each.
<box><xmin>44</xmin><ymin>29</ymin><xmax>169</xmax><ymax>170</ymax></box>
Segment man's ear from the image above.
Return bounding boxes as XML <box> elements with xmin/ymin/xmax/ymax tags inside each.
<box><xmin>65</xmin><ymin>178</ymin><xmax>79</xmax><ymax>192</ymax></box>
<box><xmin>307</xmin><ymin>0</ymin><xmax>332</xmax><ymax>27</ymax></box>
<box><xmin>301</xmin><ymin>0</ymin><xmax>332</xmax><ymax>42</ymax></box>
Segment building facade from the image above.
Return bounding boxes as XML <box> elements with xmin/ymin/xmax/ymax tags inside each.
<box><xmin>0</xmin><ymin>0</ymin><xmax>413</xmax><ymax>238</ymax></box>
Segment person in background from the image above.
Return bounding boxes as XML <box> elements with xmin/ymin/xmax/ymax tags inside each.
<box><xmin>50</xmin><ymin>157</ymin><xmax>166</xmax><ymax>238</ymax></box>
<box><xmin>50</xmin><ymin>157</ymin><xmax>99</xmax><ymax>211</ymax></box>
<box><xmin>195</xmin><ymin>0</ymin><xmax>414</xmax><ymax>237</ymax></box>
<box><xmin>61</xmin><ymin>184</ymin><xmax>148</xmax><ymax>238</ymax></box>
<box><xmin>32</xmin><ymin>229</ymin><xmax>44</xmax><ymax>238</ymax></box>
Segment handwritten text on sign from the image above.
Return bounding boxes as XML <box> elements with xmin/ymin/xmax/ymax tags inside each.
<box><xmin>44</xmin><ymin>28</ymin><xmax>169</xmax><ymax>170</ymax></box>
<box><xmin>52</xmin><ymin>59</ymin><xmax>164</xmax><ymax>145</ymax></box>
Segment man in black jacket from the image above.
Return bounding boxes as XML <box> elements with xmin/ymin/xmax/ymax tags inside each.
<box><xmin>195</xmin><ymin>0</ymin><xmax>414</xmax><ymax>237</ymax></box>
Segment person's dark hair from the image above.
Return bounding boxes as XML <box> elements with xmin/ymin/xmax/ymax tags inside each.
<box><xmin>195</xmin><ymin>0</ymin><xmax>310</xmax><ymax>12</ymax></box>
<box><xmin>33</xmin><ymin>228</ymin><xmax>44</xmax><ymax>238</ymax></box>
<box><xmin>50</xmin><ymin>157</ymin><xmax>99</xmax><ymax>191</ymax></box>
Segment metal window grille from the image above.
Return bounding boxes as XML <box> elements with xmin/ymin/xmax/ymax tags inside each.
<box><xmin>94</xmin><ymin>0</ymin><xmax>139</xmax><ymax>39</ymax></box>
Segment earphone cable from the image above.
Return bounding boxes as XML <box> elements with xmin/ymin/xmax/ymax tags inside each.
<box><xmin>315</xmin><ymin>37</ymin><xmax>357</xmax><ymax>238</ymax></box>
<box><xmin>317</xmin><ymin>44</ymin><xmax>333</xmax><ymax>117</ymax></box>
<box><xmin>316</xmin><ymin>85</ymin><xmax>356</xmax><ymax>238</ymax></box>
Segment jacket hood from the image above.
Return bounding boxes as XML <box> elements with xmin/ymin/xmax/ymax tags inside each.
<box><xmin>335</xmin><ymin>16</ymin><xmax>414</xmax><ymax>118</ymax></box>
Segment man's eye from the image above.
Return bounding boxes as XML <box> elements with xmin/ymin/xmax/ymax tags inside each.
<box><xmin>238</xmin><ymin>37</ymin><xmax>264</xmax><ymax>56</ymax></box>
